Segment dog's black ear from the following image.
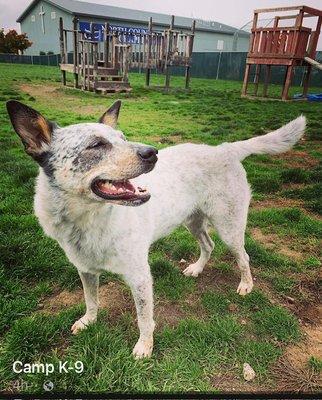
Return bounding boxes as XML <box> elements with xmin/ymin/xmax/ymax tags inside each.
<box><xmin>6</xmin><ymin>100</ymin><xmax>54</xmax><ymax>158</ymax></box>
<box><xmin>99</xmin><ymin>100</ymin><xmax>121</xmax><ymax>128</ymax></box>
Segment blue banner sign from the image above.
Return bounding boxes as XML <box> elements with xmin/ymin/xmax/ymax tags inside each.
<box><xmin>79</xmin><ymin>21</ymin><xmax>148</xmax><ymax>43</ymax></box>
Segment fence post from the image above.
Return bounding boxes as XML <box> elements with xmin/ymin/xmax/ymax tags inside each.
<box><xmin>145</xmin><ymin>17</ymin><xmax>153</xmax><ymax>86</ymax></box>
<box><xmin>216</xmin><ymin>52</ymin><xmax>222</xmax><ymax>80</ymax></box>
<box><xmin>185</xmin><ymin>19</ymin><xmax>196</xmax><ymax>89</ymax></box>
<box><xmin>164</xmin><ymin>15</ymin><xmax>175</xmax><ymax>89</ymax></box>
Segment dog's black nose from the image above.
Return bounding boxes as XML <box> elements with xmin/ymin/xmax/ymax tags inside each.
<box><xmin>137</xmin><ymin>146</ymin><xmax>158</xmax><ymax>163</ymax></box>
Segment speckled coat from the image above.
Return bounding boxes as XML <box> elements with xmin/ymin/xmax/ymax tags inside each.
<box><xmin>6</xmin><ymin>100</ymin><xmax>305</xmax><ymax>358</ymax></box>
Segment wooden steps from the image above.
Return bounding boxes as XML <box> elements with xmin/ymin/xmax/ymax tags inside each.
<box><xmin>60</xmin><ymin>63</ymin><xmax>132</xmax><ymax>93</ymax></box>
<box><xmin>60</xmin><ymin>64</ymin><xmax>119</xmax><ymax>75</ymax></box>
<box><xmin>91</xmin><ymin>80</ymin><xmax>132</xmax><ymax>93</ymax></box>
<box><xmin>88</xmin><ymin>75</ymin><xmax>123</xmax><ymax>81</ymax></box>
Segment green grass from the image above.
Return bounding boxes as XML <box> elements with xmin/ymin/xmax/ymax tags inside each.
<box><xmin>0</xmin><ymin>63</ymin><xmax>321</xmax><ymax>394</ymax></box>
<box><xmin>308</xmin><ymin>356</ymin><xmax>322</xmax><ymax>373</ymax></box>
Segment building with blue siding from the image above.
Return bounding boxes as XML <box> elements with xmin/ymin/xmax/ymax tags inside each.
<box><xmin>17</xmin><ymin>0</ymin><xmax>250</xmax><ymax>55</ymax></box>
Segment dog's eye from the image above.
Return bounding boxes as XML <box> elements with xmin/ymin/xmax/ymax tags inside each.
<box><xmin>86</xmin><ymin>141</ymin><xmax>107</xmax><ymax>150</ymax></box>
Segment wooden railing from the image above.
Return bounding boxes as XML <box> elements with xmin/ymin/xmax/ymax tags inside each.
<box><xmin>249</xmin><ymin>26</ymin><xmax>311</xmax><ymax>58</ymax></box>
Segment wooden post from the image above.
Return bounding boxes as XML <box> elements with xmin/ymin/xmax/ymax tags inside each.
<box><xmin>145</xmin><ymin>17</ymin><xmax>152</xmax><ymax>86</ymax></box>
<box><xmin>295</xmin><ymin>9</ymin><xmax>304</xmax><ymax>28</ymax></box>
<box><xmin>72</xmin><ymin>17</ymin><xmax>78</xmax><ymax>88</ymax></box>
<box><xmin>111</xmin><ymin>34</ymin><xmax>115</xmax><ymax>69</ymax></box>
<box><xmin>138</xmin><ymin>33</ymin><xmax>142</xmax><ymax>73</ymax></box>
<box><xmin>242</xmin><ymin>64</ymin><xmax>251</xmax><ymax>95</ymax></box>
<box><xmin>104</xmin><ymin>22</ymin><xmax>109</xmax><ymax>67</ymax></box>
<box><xmin>253</xmin><ymin>64</ymin><xmax>261</xmax><ymax>95</ymax></box>
<box><xmin>281</xmin><ymin>65</ymin><xmax>293</xmax><ymax>100</ymax></box>
<box><xmin>302</xmin><ymin>65</ymin><xmax>312</xmax><ymax>98</ymax></box>
<box><xmin>59</xmin><ymin>17</ymin><xmax>66</xmax><ymax>85</ymax></box>
<box><xmin>185</xmin><ymin>19</ymin><xmax>196</xmax><ymax>89</ymax></box>
<box><xmin>86</xmin><ymin>42</ymin><xmax>90</xmax><ymax>91</ymax></box>
<box><xmin>263</xmin><ymin>65</ymin><xmax>271</xmax><ymax>97</ymax></box>
<box><xmin>93</xmin><ymin>43</ymin><xmax>98</xmax><ymax>91</ymax></box>
<box><xmin>123</xmin><ymin>45</ymin><xmax>130</xmax><ymax>83</ymax></box>
<box><xmin>248</xmin><ymin>12</ymin><xmax>258</xmax><ymax>53</ymax></box>
<box><xmin>114</xmin><ymin>39</ymin><xmax>119</xmax><ymax>70</ymax></box>
<box><xmin>273</xmin><ymin>16</ymin><xmax>280</xmax><ymax>28</ymax></box>
<box><xmin>293</xmin><ymin>10</ymin><xmax>304</xmax><ymax>56</ymax></box>
<box><xmin>81</xmin><ymin>41</ymin><xmax>86</xmax><ymax>90</ymax></box>
<box><xmin>307</xmin><ymin>16</ymin><xmax>322</xmax><ymax>59</ymax></box>
<box><xmin>64</xmin><ymin>30</ymin><xmax>68</xmax><ymax>61</ymax></box>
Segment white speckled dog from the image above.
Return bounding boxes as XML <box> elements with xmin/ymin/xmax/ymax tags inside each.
<box><xmin>6</xmin><ymin>100</ymin><xmax>305</xmax><ymax>358</ymax></box>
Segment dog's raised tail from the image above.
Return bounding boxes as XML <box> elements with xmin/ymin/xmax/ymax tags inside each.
<box><xmin>233</xmin><ymin>116</ymin><xmax>306</xmax><ymax>161</ymax></box>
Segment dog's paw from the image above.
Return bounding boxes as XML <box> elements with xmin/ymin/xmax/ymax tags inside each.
<box><xmin>183</xmin><ymin>262</ymin><xmax>203</xmax><ymax>277</ymax></box>
<box><xmin>237</xmin><ymin>279</ymin><xmax>253</xmax><ymax>296</ymax></box>
<box><xmin>132</xmin><ymin>338</ymin><xmax>153</xmax><ymax>359</ymax></box>
<box><xmin>71</xmin><ymin>316</ymin><xmax>95</xmax><ymax>335</ymax></box>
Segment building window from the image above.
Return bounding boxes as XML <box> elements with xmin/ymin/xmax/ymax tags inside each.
<box><xmin>31</xmin><ymin>15</ymin><xmax>35</xmax><ymax>22</ymax></box>
<box><xmin>51</xmin><ymin>11</ymin><xmax>56</xmax><ymax>19</ymax></box>
<box><xmin>217</xmin><ymin>40</ymin><xmax>224</xmax><ymax>50</ymax></box>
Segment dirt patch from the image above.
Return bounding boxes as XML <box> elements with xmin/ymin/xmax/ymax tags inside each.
<box><xmin>20</xmin><ymin>83</ymin><xmax>59</xmax><ymax>98</ymax></box>
<box><xmin>210</xmin><ymin>368</ymin><xmax>274</xmax><ymax>393</ymax></box>
<box><xmin>273</xmin><ymin>360</ymin><xmax>321</xmax><ymax>393</ymax></box>
<box><xmin>20</xmin><ymin>83</ymin><xmax>107</xmax><ymax>116</ymax></box>
<box><xmin>251</xmin><ymin>196</ymin><xmax>322</xmax><ymax>221</ymax></box>
<box><xmin>286</xmin><ymin>319</ymin><xmax>322</xmax><ymax>370</ymax></box>
<box><xmin>274</xmin><ymin>150</ymin><xmax>319</xmax><ymax>169</ymax></box>
<box><xmin>41</xmin><ymin>280</ymin><xmax>195</xmax><ymax>330</ymax></box>
<box><xmin>250</xmin><ymin>227</ymin><xmax>303</xmax><ymax>261</ymax></box>
<box><xmin>273</xmin><ymin>319</ymin><xmax>322</xmax><ymax>392</ymax></box>
<box><xmin>155</xmin><ymin>299</ymin><xmax>188</xmax><ymax>330</ymax></box>
<box><xmin>251</xmin><ymin>196</ymin><xmax>305</xmax><ymax>210</ymax></box>
<box><xmin>192</xmin><ymin>261</ymin><xmax>240</xmax><ymax>294</ymax></box>
<box><xmin>42</xmin><ymin>281</ymin><xmax>133</xmax><ymax>321</ymax></box>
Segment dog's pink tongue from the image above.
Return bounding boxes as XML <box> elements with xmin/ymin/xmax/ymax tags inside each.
<box><xmin>114</xmin><ymin>181</ymin><xmax>135</xmax><ymax>192</ymax></box>
<box><xmin>99</xmin><ymin>180</ymin><xmax>135</xmax><ymax>195</ymax></box>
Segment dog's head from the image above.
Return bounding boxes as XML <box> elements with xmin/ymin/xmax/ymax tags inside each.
<box><xmin>6</xmin><ymin>100</ymin><xmax>158</xmax><ymax>206</ymax></box>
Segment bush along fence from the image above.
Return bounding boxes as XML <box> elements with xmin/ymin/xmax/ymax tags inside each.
<box><xmin>1</xmin><ymin>51</ymin><xmax>322</xmax><ymax>86</ymax></box>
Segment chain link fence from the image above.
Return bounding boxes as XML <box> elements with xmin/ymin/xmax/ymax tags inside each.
<box><xmin>1</xmin><ymin>51</ymin><xmax>322</xmax><ymax>86</ymax></box>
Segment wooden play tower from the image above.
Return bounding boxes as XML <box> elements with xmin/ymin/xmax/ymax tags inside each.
<box><xmin>140</xmin><ymin>16</ymin><xmax>196</xmax><ymax>89</ymax></box>
<box><xmin>242</xmin><ymin>5</ymin><xmax>322</xmax><ymax>100</ymax></box>
<box><xmin>59</xmin><ymin>17</ymin><xmax>132</xmax><ymax>93</ymax></box>
<box><xmin>59</xmin><ymin>16</ymin><xmax>195</xmax><ymax>94</ymax></box>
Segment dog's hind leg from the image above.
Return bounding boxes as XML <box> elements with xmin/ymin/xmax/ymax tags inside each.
<box><xmin>213</xmin><ymin>221</ymin><xmax>253</xmax><ymax>296</ymax></box>
<box><xmin>206</xmin><ymin>191</ymin><xmax>253</xmax><ymax>296</ymax></box>
<box><xmin>71</xmin><ymin>271</ymin><xmax>99</xmax><ymax>334</ymax></box>
<box><xmin>183</xmin><ymin>211</ymin><xmax>214</xmax><ymax>277</ymax></box>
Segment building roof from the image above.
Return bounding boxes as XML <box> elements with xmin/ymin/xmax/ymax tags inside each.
<box><xmin>17</xmin><ymin>0</ymin><xmax>249</xmax><ymax>36</ymax></box>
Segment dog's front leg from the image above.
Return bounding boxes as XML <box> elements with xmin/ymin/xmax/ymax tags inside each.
<box><xmin>124</xmin><ymin>267</ymin><xmax>155</xmax><ymax>359</ymax></box>
<box><xmin>71</xmin><ymin>271</ymin><xmax>99</xmax><ymax>334</ymax></box>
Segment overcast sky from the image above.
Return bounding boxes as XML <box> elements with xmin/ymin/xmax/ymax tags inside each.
<box><xmin>1</xmin><ymin>0</ymin><xmax>322</xmax><ymax>48</ymax></box>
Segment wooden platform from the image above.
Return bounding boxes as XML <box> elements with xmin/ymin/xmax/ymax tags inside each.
<box><xmin>60</xmin><ymin>63</ymin><xmax>119</xmax><ymax>76</ymax></box>
<box><xmin>241</xmin><ymin>5</ymin><xmax>322</xmax><ymax>101</ymax></box>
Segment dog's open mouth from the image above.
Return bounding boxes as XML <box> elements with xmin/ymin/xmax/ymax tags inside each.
<box><xmin>91</xmin><ymin>178</ymin><xmax>150</xmax><ymax>203</ymax></box>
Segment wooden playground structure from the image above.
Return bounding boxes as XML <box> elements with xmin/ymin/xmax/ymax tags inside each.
<box><xmin>59</xmin><ymin>16</ymin><xmax>195</xmax><ymax>94</ymax></box>
<box><xmin>242</xmin><ymin>5</ymin><xmax>322</xmax><ymax>100</ymax></box>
